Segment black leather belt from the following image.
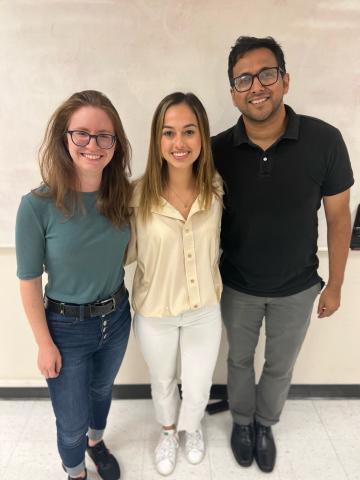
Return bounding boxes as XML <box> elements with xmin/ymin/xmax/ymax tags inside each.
<box><xmin>44</xmin><ymin>283</ymin><xmax>126</xmax><ymax>318</ymax></box>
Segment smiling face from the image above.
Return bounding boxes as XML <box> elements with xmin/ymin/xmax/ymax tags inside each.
<box><xmin>231</xmin><ymin>47</ymin><xmax>289</xmax><ymax>124</ymax></box>
<box><xmin>160</xmin><ymin>102</ymin><xmax>201</xmax><ymax>174</ymax></box>
<box><xmin>66</xmin><ymin>106</ymin><xmax>115</xmax><ymax>187</ymax></box>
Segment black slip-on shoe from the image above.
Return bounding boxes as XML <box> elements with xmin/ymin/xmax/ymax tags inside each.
<box><xmin>86</xmin><ymin>439</ymin><xmax>120</xmax><ymax>480</ymax></box>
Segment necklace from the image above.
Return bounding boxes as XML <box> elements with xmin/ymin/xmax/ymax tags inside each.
<box><xmin>168</xmin><ymin>184</ymin><xmax>196</xmax><ymax>210</ymax></box>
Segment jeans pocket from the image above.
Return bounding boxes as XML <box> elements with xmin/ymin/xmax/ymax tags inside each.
<box><xmin>46</xmin><ymin>311</ymin><xmax>79</xmax><ymax>327</ymax></box>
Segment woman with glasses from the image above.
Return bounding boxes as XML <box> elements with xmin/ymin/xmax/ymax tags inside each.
<box><xmin>127</xmin><ymin>92</ymin><xmax>223</xmax><ymax>476</ymax></box>
<box><xmin>16</xmin><ymin>90</ymin><xmax>132</xmax><ymax>480</ymax></box>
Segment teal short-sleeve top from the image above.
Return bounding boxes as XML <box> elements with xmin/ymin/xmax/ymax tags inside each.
<box><xmin>16</xmin><ymin>189</ymin><xmax>130</xmax><ymax>304</ymax></box>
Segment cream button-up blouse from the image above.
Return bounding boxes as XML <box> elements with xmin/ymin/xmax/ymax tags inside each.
<box><xmin>127</xmin><ymin>175</ymin><xmax>223</xmax><ymax>318</ymax></box>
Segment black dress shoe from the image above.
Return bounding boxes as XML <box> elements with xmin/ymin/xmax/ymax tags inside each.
<box><xmin>254</xmin><ymin>421</ymin><xmax>276</xmax><ymax>472</ymax></box>
<box><xmin>230</xmin><ymin>422</ymin><xmax>255</xmax><ymax>467</ymax></box>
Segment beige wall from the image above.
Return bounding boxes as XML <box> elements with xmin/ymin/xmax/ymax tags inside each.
<box><xmin>1</xmin><ymin>0</ymin><xmax>359</xmax><ymax>246</ymax></box>
<box><xmin>0</xmin><ymin>1</ymin><xmax>359</xmax><ymax>386</ymax></box>
<box><xmin>1</xmin><ymin>248</ymin><xmax>359</xmax><ymax>385</ymax></box>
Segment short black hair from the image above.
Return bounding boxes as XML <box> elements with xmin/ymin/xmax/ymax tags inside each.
<box><xmin>228</xmin><ymin>36</ymin><xmax>286</xmax><ymax>87</ymax></box>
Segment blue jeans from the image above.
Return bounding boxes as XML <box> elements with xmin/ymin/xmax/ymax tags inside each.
<box><xmin>46</xmin><ymin>292</ymin><xmax>131</xmax><ymax>477</ymax></box>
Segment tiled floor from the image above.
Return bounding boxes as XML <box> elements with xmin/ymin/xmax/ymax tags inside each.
<box><xmin>0</xmin><ymin>399</ymin><xmax>359</xmax><ymax>480</ymax></box>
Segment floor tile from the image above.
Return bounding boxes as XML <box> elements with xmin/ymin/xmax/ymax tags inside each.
<box><xmin>314</xmin><ymin>399</ymin><xmax>360</xmax><ymax>480</ymax></box>
<box><xmin>108</xmin><ymin>439</ymin><xmax>143</xmax><ymax>480</ymax></box>
<box><xmin>208</xmin><ymin>438</ymin><xmax>279</xmax><ymax>479</ymax></box>
<box><xmin>276</xmin><ymin>400</ymin><xmax>348</xmax><ymax>480</ymax></box>
<box><xmin>0</xmin><ymin>399</ymin><xmax>359</xmax><ymax>480</ymax></box>
<box><xmin>205</xmin><ymin>406</ymin><xmax>232</xmax><ymax>441</ymax></box>
<box><xmin>0</xmin><ymin>400</ymin><xmax>35</xmax><ymax>468</ymax></box>
<box><xmin>106</xmin><ymin>399</ymin><xmax>152</xmax><ymax>442</ymax></box>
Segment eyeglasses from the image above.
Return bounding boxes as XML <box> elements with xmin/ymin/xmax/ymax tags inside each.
<box><xmin>66</xmin><ymin>130</ymin><xmax>116</xmax><ymax>149</ymax></box>
<box><xmin>233</xmin><ymin>67</ymin><xmax>284</xmax><ymax>93</ymax></box>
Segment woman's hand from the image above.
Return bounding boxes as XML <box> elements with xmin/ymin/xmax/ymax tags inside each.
<box><xmin>19</xmin><ymin>277</ymin><xmax>63</xmax><ymax>378</ymax></box>
<box><xmin>38</xmin><ymin>341</ymin><xmax>62</xmax><ymax>378</ymax></box>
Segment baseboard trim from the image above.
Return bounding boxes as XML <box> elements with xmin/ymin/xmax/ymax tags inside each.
<box><xmin>0</xmin><ymin>384</ymin><xmax>359</xmax><ymax>400</ymax></box>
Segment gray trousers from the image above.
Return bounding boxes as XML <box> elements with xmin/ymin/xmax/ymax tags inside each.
<box><xmin>221</xmin><ymin>283</ymin><xmax>320</xmax><ymax>427</ymax></box>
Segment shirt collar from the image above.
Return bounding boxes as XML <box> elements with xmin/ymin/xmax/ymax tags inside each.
<box><xmin>233</xmin><ymin>104</ymin><xmax>300</xmax><ymax>146</ymax></box>
<box><xmin>151</xmin><ymin>196</ymin><xmax>206</xmax><ymax>221</ymax></box>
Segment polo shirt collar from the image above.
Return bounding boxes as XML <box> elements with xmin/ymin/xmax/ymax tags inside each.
<box><xmin>233</xmin><ymin>104</ymin><xmax>300</xmax><ymax>146</ymax></box>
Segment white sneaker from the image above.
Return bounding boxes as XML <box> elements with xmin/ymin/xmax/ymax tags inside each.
<box><xmin>155</xmin><ymin>429</ymin><xmax>179</xmax><ymax>476</ymax></box>
<box><xmin>184</xmin><ymin>429</ymin><xmax>205</xmax><ymax>464</ymax></box>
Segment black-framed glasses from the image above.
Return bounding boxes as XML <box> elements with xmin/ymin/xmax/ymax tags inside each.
<box><xmin>233</xmin><ymin>66</ymin><xmax>284</xmax><ymax>93</ymax></box>
<box><xmin>66</xmin><ymin>130</ymin><xmax>116</xmax><ymax>149</ymax></box>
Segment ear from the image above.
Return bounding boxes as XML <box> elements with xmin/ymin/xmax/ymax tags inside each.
<box><xmin>282</xmin><ymin>72</ymin><xmax>290</xmax><ymax>95</ymax></box>
<box><xmin>230</xmin><ymin>87</ymin><xmax>237</xmax><ymax>107</ymax></box>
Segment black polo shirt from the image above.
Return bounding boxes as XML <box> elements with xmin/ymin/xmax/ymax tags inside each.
<box><xmin>212</xmin><ymin>105</ymin><xmax>354</xmax><ymax>297</ymax></box>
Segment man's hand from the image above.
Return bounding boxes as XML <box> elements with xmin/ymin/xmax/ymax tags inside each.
<box><xmin>317</xmin><ymin>285</ymin><xmax>341</xmax><ymax>318</ymax></box>
<box><xmin>38</xmin><ymin>342</ymin><xmax>62</xmax><ymax>379</ymax></box>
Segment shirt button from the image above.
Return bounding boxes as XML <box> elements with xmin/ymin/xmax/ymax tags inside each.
<box><xmin>104</xmin><ymin>334</ymin><xmax>107</xmax><ymax>338</ymax></box>
<box><xmin>103</xmin><ymin>321</ymin><xmax>107</xmax><ymax>326</ymax></box>
<box><xmin>190</xmin><ymin>279</ymin><xmax>195</xmax><ymax>284</ymax></box>
<box><xmin>193</xmin><ymin>304</ymin><xmax>198</xmax><ymax>308</ymax></box>
<box><xmin>187</xmin><ymin>253</ymin><xmax>192</xmax><ymax>258</ymax></box>
<box><xmin>185</xmin><ymin>228</ymin><xmax>190</xmax><ymax>233</ymax></box>
<box><xmin>263</xmin><ymin>157</ymin><xmax>268</xmax><ymax>162</ymax></box>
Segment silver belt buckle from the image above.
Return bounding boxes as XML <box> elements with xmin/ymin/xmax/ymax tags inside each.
<box><xmin>96</xmin><ymin>296</ymin><xmax>116</xmax><ymax>314</ymax></box>
<box><xmin>108</xmin><ymin>296</ymin><xmax>116</xmax><ymax>312</ymax></box>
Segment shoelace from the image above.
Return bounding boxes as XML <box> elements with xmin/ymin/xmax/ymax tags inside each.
<box><xmin>156</xmin><ymin>435</ymin><xmax>178</xmax><ymax>461</ymax></box>
<box><xmin>233</xmin><ymin>424</ymin><xmax>254</xmax><ymax>446</ymax></box>
<box><xmin>186</xmin><ymin>431</ymin><xmax>203</xmax><ymax>450</ymax></box>
<box><xmin>256</xmin><ymin>424</ymin><xmax>271</xmax><ymax>434</ymax></box>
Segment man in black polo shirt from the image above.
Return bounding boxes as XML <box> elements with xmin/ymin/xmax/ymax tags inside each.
<box><xmin>212</xmin><ymin>36</ymin><xmax>353</xmax><ymax>473</ymax></box>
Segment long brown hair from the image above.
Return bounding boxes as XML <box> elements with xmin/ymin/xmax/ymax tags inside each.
<box><xmin>139</xmin><ymin>92</ymin><xmax>219</xmax><ymax>221</ymax></box>
<box><xmin>37</xmin><ymin>90</ymin><xmax>131</xmax><ymax>227</ymax></box>
<box><xmin>138</xmin><ymin>92</ymin><xmax>219</xmax><ymax>220</ymax></box>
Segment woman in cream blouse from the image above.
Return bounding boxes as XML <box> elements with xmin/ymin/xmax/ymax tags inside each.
<box><xmin>127</xmin><ymin>92</ymin><xmax>223</xmax><ymax>476</ymax></box>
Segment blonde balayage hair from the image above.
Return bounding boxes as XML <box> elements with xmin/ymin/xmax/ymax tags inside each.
<box><xmin>139</xmin><ymin>92</ymin><xmax>218</xmax><ymax>220</ymax></box>
<box><xmin>37</xmin><ymin>90</ymin><xmax>132</xmax><ymax>227</ymax></box>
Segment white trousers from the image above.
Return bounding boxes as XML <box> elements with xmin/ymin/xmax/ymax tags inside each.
<box><xmin>134</xmin><ymin>304</ymin><xmax>222</xmax><ymax>432</ymax></box>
